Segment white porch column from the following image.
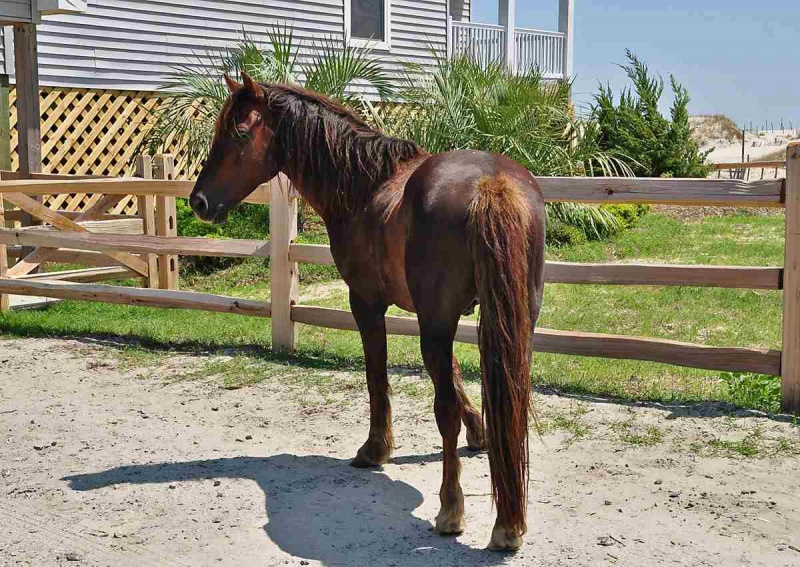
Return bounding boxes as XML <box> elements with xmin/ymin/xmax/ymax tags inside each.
<box><xmin>559</xmin><ymin>0</ymin><xmax>574</xmax><ymax>79</ymax></box>
<box><xmin>498</xmin><ymin>0</ymin><xmax>516</xmax><ymax>72</ymax></box>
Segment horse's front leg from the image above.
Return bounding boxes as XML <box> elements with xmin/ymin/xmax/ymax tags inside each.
<box><xmin>349</xmin><ymin>290</ymin><xmax>393</xmax><ymax>468</ymax></box>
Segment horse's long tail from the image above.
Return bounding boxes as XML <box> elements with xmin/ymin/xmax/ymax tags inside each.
<box><xmin>467</xmin><ymin>174</ymin><xmax>532</xmax><ymax>537</ymax></box>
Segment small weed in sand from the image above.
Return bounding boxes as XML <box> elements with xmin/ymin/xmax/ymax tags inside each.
<box><xmin>610</xmin><ymin>416</ymin><xmax>665</xmax><ymax>447</ymax></box>
<box><xmin>693</xmin><ymin>427</ymin><xmax>800</xmax><ymax>459</ymax></box>
<box><xmin>538</xmin><ymin>404</ymin><xmax>592</xmax><ymax>445</ymax></box>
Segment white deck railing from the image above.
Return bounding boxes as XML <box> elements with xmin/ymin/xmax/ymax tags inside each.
<box><xmin>450</xmin><ymin>21</ymin><xmax>506</xmax><ymax>69</ymax></box>
<box><xmin>514</xmin><ymin>27</ymin><xmax>565</xmax><ymax>78</ymax></box>
<box><xmin>450</xmin><ymin>21</ymin><xmax>566</xmax><ymax>79</ymax></box>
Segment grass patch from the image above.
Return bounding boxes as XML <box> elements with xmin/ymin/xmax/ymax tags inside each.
<box><xmin>537</xmin><ymin>403</ymin><xmax>592</xmax><ymax>445</ymax></box>
<box><xmin>0</xmin><ymin>211</ymin><xmax>787</xmax><ymax>411</ymax></box>
<box><xmin>610</xmin><ymin>417</ymin><xmax>665</xmax><ymax>447</ymax></box>
<box><xmin>690</xmin><ymin>427</ymin><xmax>800</xmax><ymax>459</ymax></box>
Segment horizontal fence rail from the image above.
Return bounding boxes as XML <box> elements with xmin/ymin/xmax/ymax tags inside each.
<box><xmin>0</xmin><ymin>175</ymin><xmax>783</xmax><ymax>206</ymax></box>
<box><xmin>0</xmin><ymin>230</ymin><xmax>271</xmax><ymax>259</ymax></box>
<box><xmin>0</xmin><ymin>278</ymin><xmax>272</xmax><ymax>317</ymax></box>
<box><xmin>0</xmin><ymin>148</ymin><xmax>798</xmax><ymax>413</ymax></box>
<box><xmin>290</xmin><ymin>243</ymin><xmax>783</xmax><ymax>290</ymax></box>
<box><xmin>291</xmin><ymin>305</ymin><xmax>781</xmax><ymax>376</ymax></box>
<box><xmin>714</xmin><ymin>160</ymin><xmax>786</xmax><ymax>170</ymax></box>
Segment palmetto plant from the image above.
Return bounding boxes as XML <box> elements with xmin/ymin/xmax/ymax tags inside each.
<box><xmin>370</xmin><ymin>55</ymin><xmax>634</xmax><ymax>239</ymax></box>
<box><xmin>142</xmin><ymin>26</ymin><xmax>393</xmax><ymax>169</ymax></box>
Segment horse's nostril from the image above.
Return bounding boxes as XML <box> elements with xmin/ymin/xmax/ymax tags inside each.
<box><xmin>191</xmin><ymin>192</ymin><xmax>208</xmax><ymax>215</ymax></box>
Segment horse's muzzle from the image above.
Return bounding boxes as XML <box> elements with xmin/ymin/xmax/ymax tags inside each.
<box><xmin>190</xmin><ymin>191</ymin><xmax>228</xmax><ymax>224</ymax></box>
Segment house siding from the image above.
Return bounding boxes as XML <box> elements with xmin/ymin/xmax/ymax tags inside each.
<box><xmin>1</xmin><ymin>0</ymin><xmax>450</xmax><ymax>95</ymax></box>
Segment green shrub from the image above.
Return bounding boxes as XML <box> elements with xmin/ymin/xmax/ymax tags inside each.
<box><xmin>546</xmin><ymin>220</ymin><xmax>588</xmax><ymax>247</ymax></box>
<box><xmin>603</xmin><ymin>204</ymin><xmax>650</xmax><ymax>229</ymax></box>
<box><xmin>593</xmin><ymin>50</ymin><xmax>712</xmax><ymax>178</ymax></box>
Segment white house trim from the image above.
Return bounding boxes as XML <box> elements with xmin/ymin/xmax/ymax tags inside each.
<box><xmin>344</xmin><ymin>0</ymin><xmax>392</xmax><ymax>51</ymax></box>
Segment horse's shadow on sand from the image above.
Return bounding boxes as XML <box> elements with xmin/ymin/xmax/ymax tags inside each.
<box><xmin>63</xmin><ymin>453</ymin><xmax>506</xmax><ymax>567</ymax></box>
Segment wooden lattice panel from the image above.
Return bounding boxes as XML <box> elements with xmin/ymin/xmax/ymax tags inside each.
<box><xmin>6</xmin><ymin>86</ymin><xmax>202</xmax><ymax>215</ymax></box>
<box><xmin>8</xmin><ymin>86</ymin><xmax>201</xmax><ymax>181</ymax></box>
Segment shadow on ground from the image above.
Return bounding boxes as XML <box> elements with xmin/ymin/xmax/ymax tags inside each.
<box><xmin>63</xmin><ymin>454</ymin><xmax>506</xmax><ymax>567</ymax></box>
<box><xmin>539</xmin><ymin>388</ymin><xmax>797</xmax><ymax>424</ymax></box>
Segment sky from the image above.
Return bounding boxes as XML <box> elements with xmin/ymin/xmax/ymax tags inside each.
<box><xmin>472</xmin><ymin>0</ymin><xmax>799</xmax><ymax>128</ymax></box>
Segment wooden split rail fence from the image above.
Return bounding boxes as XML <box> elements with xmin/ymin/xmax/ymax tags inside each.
<box><xmin>714</xmin><ymin>160</ymin><xmax>787</xmax><ymax>180</ymax></box>
<box><xmin>1</xmin><ymin>146</ymin><xmax>800</xmax><ymax>413</ymax></box>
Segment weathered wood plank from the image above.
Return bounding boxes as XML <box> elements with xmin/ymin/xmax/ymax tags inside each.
<box><xmin>289</xmin><ymin>244</ymin><xmax>781</xmax><ymax>290</ymax></box>
<box><xmin>0</xmin><ymin>175</ymin><xmax>782</xmax><ymax>207</ymax></box>
<box><xmin>7</xmin><ymin>247</ymin><xmax>123</xmax><ymax>267</ymax></box>
<box><xmin>18</xmin><ymin>267</ymin><xmax>137</xmax><ymax>283</ymax></box>
<box><xmin>782</xmin><ymin>142</ymin><xmax>800</xmax><ymax>413</ymax></box>
<box><xmin>3</xmin><ymin>210</ymin><xmax>133</xmax><ymax>223</ymax></box>
<box><xmin>155</xmin><ymin>155</ymin><xmax>179</xmax><ymax>290</ymax></box>
<box><xmin>0</xmin><ymin>278</ymin><xmax>272</xmax><ymax>318</ymax></box>
<box><xmin>1</xmin><ymin>192</ymin><xmax>149</xmax><ymax>277</ymax></box>
<box><xmin>0</xmin><ymin>178</ymin><xmax>273</xmax><ymax>204</ymax></box>
<box><xmin>536</xmin><ymin>176</ymin><xmax>784</xmax><ymax>207</ymax></box>
<box><xmin>289</xmin><ymin>243</ymin><xmax>336</xmax><ymax>266</ymax></box>
<box><xmin>14</xmin><ymin>218</ymin><xmax>143</xmax><ymax>235</ymax></box>
<box><xmin>545</xmin><ymin>262</ymin><xmax>782</xmax><ymax>289</ymax></box>
<box><xmin>0</xmin><ymin>190</ymin><xmax>7</xmax><ymax>312</ymax></box>
<box><xmin>136</xmin><ymin>155</ymin><xmax>159</xmax><ymax>289</ymax></box>
<box><xmin>291</xmin><ymin>305</ymin><xmax>781</xmax><ymax>375</ymax></box>
<box><xmin>0</xmin><ymin>229</ymin><xmax>271</xmax><ymax>258</ymax></box>
<box><xmin>270</xmin><ymin>184</ymin><xmax>299</xmax><ymax>352</ymax></box>
<box><xmin>14</xmin><ymin>23</ymin><xmax>41</xmax><ymax>177</ymax></box>
<box><xmin>713</xmin><ymin>161</ymin><xmax>786</xmax><ymax>170</ymax></box>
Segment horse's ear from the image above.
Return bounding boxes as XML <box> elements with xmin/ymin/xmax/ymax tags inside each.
<box><xmin>223</xmin><ymin>74</ymin><xmax>241</xmax><ymax>94</ymax></box>
<box><xmin>241</xmin><ymin>72</ymin><xmax>263</xmax><ymax>99</ymax></box>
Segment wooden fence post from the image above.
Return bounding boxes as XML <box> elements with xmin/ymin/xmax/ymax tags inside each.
<box><xmin>135</xmin><ymin>155</ymin><xmax>159</xmax><ymax>288</ymax></box>
<box><xmin>782</xmin><ymin>141</ymin><xmax>800</xmax><ymax>414</ymax></box>
<box><xmin>270</xmin><ymin>178</ymin><xmax>299</xmax><ymax>352</ymax></box>
<box><xmin>0</xmin><ymin>189</ymin><xmax>8</xmax><ymax>313</ymax></box>
<box><xmin>154</xmin><ymin>154</ymin><xmax>178</xmax><ymax>290</ymax></box>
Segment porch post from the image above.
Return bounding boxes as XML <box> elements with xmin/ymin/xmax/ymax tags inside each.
<box><xmin>559</xmin><ymin>0</ymin><xmax>574</xmax><ymax>80</ymax></box>
<box><xmin>498</xmin><ymin>0</ymin><xmax>516</xmax><ymax>72</ymax></box>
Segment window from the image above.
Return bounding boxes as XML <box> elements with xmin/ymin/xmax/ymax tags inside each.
<box><xmin>346</xmin><ymin>0</ymin><xmax>390</xmax><ymax>49</ymax></box>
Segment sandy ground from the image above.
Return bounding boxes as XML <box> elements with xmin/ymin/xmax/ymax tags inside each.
<box><xmin>2</xmin><ymin>337</ymin><xmax>800</xmax><ymax>567</ymax></box>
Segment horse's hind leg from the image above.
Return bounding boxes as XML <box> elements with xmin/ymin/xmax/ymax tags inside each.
<box><xmin>453</xmin><ymin>358</ymin><xmax>485</xmax><ymax>451</ymax></box>
<box><xmin>420</xmin><ymin>318</ymin><xmax>466</xmax><ymax>535</ymax></box>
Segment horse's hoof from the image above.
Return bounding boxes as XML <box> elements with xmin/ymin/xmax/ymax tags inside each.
<box><xmin>466</xmin><ymin>427</ymin><xmax>486</xmax><ymax>451</ymax></box>
<box><xmin>488</xmin><ymin>524</ymin><xmax>523</xmax><ymax>552</ymax></box>
<box><xmin>349</xmin><ymin>442</ymin><xmax>391</xmax><ymax>468</ymax></box>
<box><xmin>434</xmin><ymin>514</ymin><xmax>465</xmax><ymax>536</ymax></box>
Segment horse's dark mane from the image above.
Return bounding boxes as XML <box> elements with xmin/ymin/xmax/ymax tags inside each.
<box><xmin>259</xmin><ymin>83</ymin><xmax>423</xmax><ymax>214</ymax></box>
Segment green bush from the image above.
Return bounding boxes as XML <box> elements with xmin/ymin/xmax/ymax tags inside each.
<box><xmin>593</xmin><ymin>50</ymin><xmax>712</xmax><ymax>178</ymax></box>
<box><xmin>546</xmin><ymin>220</ymin><xmax>588</xmax><ymax>247</ymax></box>
<box><xmin>603</xmin><ymin>204</ymin><xmax>650</xmax><ymax>229</ymax></box>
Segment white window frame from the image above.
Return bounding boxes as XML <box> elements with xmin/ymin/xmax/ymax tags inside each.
<box><xmin>344</xmin><ymin>0</ymin><xmax>391</xmax><ymax>51</ymax></box>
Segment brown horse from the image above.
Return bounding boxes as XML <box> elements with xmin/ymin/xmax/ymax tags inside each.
<box><xmin>190</xmin><ymin>73</ymin><xmax>546</xmax><ymax>551</ymax></box>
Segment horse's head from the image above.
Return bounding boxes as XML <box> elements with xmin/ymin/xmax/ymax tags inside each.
<box><xmin>190</xmin><ymin>72</ymin><xmax>279</xmax><ymax>223</ymax></box>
